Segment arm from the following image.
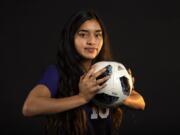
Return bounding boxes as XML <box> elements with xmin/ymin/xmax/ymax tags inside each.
<box><xmin>22</xmin><ymin>84</ymin><xmax>88</xmax><ymax>117</ymax></box>
<box><xmin>22</xmin><ymin>67</ymin><xmax>109</xmax><ymax>117</ymax></box>
<box><xmin>122</xmin><ymin>90</ymin><xmax>145</xmax><ymax>110</ymax></box>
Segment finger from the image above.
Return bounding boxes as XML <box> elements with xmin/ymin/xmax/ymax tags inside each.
<box><xmin>80</xmin><ymin>73</ymin><xmax>86</xmax><ymax>80</ymax></box>
<box><xmin>85</xmin><ymin>68</ymin><xmax>95</xmax><ymax>79</ymax></box>
<box><xmin>128</xmin><ymin>68</ymin><xmax>132</xmax><ymax>75</ymax></box>
<box><xmin>96</xmin><ymin>75</ymin><xmax>111</xmax><ymax>85</ymax></box>
<box><xmin>93</xmin><ymin>83</ymin><xmax>107</xmax><ymax>92</ymax></box>
<box><xmin>99</xmin><ymin>83</ymin><xmax>107</xmax><ymax>89</ymax></box>
<box><xmin>93</xmin><ymin>67</ymin><xmax>107</xmax><ymax>78</ymax></box>
<box><xmin>132</xmin><ymin>77</ymin><xmax>135</xmax><ymax>84</ymax></box>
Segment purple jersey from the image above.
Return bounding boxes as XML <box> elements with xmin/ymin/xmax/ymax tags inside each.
<box><xmin>38</xmin><ymin>65</ymin><xmax>117</xmax><ymax>135</ymax></box>
<box><xmin>38</xmin><ymin>65</ymin><xmax>60</xmax><ymax>97</ymax></box>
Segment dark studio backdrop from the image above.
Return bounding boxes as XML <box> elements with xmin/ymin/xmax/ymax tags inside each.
<box><xmin>1</xmin><ymin>0</ymin><xmax>180</xmax><ymax>135</ymax></box>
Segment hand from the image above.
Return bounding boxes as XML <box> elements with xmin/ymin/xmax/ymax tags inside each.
<box><xmin>123</xmin><ymin>69</ymin><xmax>145</xmax><ymax>110</ymax></box>
<box><xmin>122</xmin><ymin>90</ymin><xmax>145</xmax><ymax>110</ymax></box>
<box><xmin>78</xmin><ymin>67</ymin><xmax>111</xmax><ymax>102</ymax></box>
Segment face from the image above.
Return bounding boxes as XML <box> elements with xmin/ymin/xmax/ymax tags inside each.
<box><xmin>74</xmin><ymin>19</ymin><xmax>103</xmax><ymax>60</ymax></box>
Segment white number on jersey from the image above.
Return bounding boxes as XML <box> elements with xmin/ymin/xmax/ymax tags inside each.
<box><xmin>91</xmin><ymin>108</ymin><xmax>110</xmax><ymax>119</ymax></box>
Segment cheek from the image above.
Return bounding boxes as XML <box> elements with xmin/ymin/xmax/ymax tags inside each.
<box><xmin>74</xmin><ymin>38</ymin><xmax>84</xmax><ymax>52</ymax></box>
<box><xmin>74</xmin><ymin>37</ymin><xmax>80</xmax><ymax>47</ymax></box>
<box><xmin>98</xmin><ymin>40</ymin><xmax>103</xmax><ymax>51</ymax></box>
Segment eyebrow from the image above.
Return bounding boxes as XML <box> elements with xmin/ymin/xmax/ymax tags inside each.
<box><xmin>78</xmin><ymin>29</ymin><xmax>102</xmax><ymax>33</ymax></box>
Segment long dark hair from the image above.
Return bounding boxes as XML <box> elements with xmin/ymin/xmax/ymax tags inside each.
<box><xmin>45</xmin><ymin>9</ymin><xmax>122</xmax><ymax>135</ymax></box>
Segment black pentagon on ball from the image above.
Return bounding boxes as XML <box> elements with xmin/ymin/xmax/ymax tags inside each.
<box><xmin>96</xmin><ymin>65</ymin><xmax>112</xmax><ymax>80</ymax></box>
<box><xmin>119</xmin><ymin>76</ymin><xmax>131</xmax><ymax>96</ymax></box>
<box><xmin>93</xmin><ymin>93</ymin><xmax>119</xmax><ymax>105</ymax></box>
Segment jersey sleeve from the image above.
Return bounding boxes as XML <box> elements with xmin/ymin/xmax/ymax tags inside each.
<box><xmin>37</xmin><ymin>65</ymin><xmax>60</xmax><ymax>97</ymax></box>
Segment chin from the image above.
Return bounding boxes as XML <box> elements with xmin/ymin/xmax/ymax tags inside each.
<box><xmin>83</xmin><ymin>55</ymin><xmax>96</xmax><ymax>60</ymax></box>
<box><xmin>81</xmin><ymin>53</ymin><xmax>96</xmax><ymax>59</ymax></box>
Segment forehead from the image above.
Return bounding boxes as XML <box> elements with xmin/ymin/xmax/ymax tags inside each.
<box><xmin>78</xmin><ymin>19</ymin><xmax>102</xmax><ymax>31</ymax></box>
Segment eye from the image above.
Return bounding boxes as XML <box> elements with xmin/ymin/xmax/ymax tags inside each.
<box><xmin>79</xmin><ymin>33</ymin><xmax>85</xmax><ymax>37</ymax></box>
<box><xmin>78</xmin><ymin>32</ymin><xmax>87</xmax><ymax>38</ymax></box>
<box><xmin>95</xmin><ymin>33</ymin><xmax>102</xmax><ymax>38</ymax></box>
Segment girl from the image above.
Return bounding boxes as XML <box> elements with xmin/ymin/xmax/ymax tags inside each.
<box><xmin>22</xmin><ymin>9</ymin><xmax>145</xmax><ymax>135</ymax></box>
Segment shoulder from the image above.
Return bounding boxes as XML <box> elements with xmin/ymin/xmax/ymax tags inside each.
<box><xmin>46</xmin><ymin>64</ymin><xmax>59</xmax><ymax>74</ymax></box>
<box><xmin>38</xmin><ymin>64</ymin><xmax>60</xmax><ymax>97</ymax></box>
<box><xmin>43</xmin><ymin>64</ymin><xmax>60</xmax><ymax>80</ymax></box>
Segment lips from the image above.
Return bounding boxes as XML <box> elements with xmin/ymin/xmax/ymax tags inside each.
<box><xmin>85</xmin><ymin>48</ymin><xmax>97</xmax><ymax>53</ymax></box>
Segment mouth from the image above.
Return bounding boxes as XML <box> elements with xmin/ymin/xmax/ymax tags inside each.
<box><xmin>85</xmin><ymin>48</ymin><xmax>97</xmax><ymax>53</ymax></box>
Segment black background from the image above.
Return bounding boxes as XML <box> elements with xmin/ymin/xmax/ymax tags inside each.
<box><xmin>1</xmin><ymin>0</ymin><xmax>180</xmax><ymax>135</ymax></box>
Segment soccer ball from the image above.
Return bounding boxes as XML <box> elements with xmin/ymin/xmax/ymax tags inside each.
<box><xmin>92</xmin><ymin>61</ymin><xmax>133</xmax><ymax>108</ymax></box>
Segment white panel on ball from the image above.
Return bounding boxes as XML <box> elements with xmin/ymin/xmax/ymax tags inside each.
<box><xmin>92</xmin><ymin>61</ymin><xmax>133</xmax><ymax>107</ymax></box>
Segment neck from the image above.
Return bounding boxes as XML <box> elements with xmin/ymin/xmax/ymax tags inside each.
<box><xmin>81</xmin><ymin>60</ymin><xmax>92</xmax><ymax>72</ymax></box>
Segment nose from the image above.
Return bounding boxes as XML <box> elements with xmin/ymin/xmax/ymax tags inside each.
<box><xmin>87</xmin><ymin>35</ymin><xmax>96</xmax><ymax>45</ymax></box>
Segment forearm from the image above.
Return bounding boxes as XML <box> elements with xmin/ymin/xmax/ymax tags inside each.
<box><xmin>123</xmin><ymin>90</ymin><xmax>145</xmax><ymax>110</ymax></box>
<box><xmin>22</xmin><ymin>94</ymin><xmax>87</xmax><ymax>117</ymax></box>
